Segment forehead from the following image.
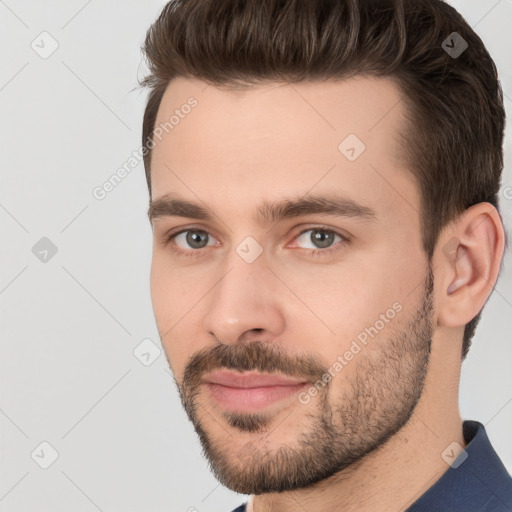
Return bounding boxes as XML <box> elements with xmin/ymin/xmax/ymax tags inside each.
<box><xmin>149</xmin><ymin>75</ymin><xmax>417</xmax><ymax>222</ymax></box>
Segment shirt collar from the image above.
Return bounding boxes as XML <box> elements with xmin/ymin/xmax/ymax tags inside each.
<box><xmin>236</xmin><ymin>420</ymin><xmax>512</xmax><ymax>512</ymax></box>
<box><xmin>407</xmin><ymin>420</ymin><xmax>512</xmax><ymax>511</ymax></box>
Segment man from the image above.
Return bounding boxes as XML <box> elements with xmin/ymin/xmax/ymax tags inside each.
<box><xmin>140</xmin><ymin>0</ymin><xmax>512</xmax><ymax>510</ymax></box>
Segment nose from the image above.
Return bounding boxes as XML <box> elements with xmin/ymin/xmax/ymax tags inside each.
<box><xmin>201</xmin><ymin>257</ymin><xmax>286</xmax><ymax>346</ymax></box>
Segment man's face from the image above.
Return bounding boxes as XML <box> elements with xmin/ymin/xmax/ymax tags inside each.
<box><xmin>149</xmin><ymin>76</ymin><xmax>435</xmax><ymax>493</ymax></box>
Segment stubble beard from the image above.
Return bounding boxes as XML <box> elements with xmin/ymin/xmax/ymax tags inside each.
<box><xmin>175</xmin><ymin>268</ymin><xmax>434</xmax><ymax>494</ymax></box>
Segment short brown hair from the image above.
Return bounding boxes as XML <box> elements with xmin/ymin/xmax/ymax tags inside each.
<box><xmin>140</xmin><ymin>0</ymin><xmax>506</xmax><ymax>361</ymax></box>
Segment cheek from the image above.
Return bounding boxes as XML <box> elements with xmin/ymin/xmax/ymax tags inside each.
<box><xmin>164</xmin><ymin>343</ymin><xmax>188</xmax><ymax>380</ymax></box>
<box><xmin>149</xmin><ymin>250</ymin><xmax>198</xmax><ymax>324</ymax></box>
<box><xmin>150</xmin><ymin>253</ymin><xmax>211</xmax><ymax>377</ymax></box>
<box><xmin>298</xmin><ymin>260</ymin><xmax>408</xmax><ymax>357</ymax></box>
<box><xmin>150</xmin><ymin>258</ymin><xmax>174</xmax><ymax>326</ymax></box>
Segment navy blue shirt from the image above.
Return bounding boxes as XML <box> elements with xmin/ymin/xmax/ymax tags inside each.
<box><xmin>230</xmin><ymin>420</ymin><xmax>512</xmax><ymax>511</ymax></box>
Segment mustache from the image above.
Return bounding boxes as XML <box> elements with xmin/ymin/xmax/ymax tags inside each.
<box><xmin>181</xmin><ymin>341</ymin><xmax>328</xmax><ymax>390</ymax></box>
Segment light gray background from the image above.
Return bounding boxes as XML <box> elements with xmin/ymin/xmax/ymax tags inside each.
<box><xmin>0</xmin><ymin>1</ymin><xmax>510</xmax><ymax>511</ymax></box>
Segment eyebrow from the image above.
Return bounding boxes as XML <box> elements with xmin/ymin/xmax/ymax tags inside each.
<box><xmin>148</xmin><ymin>193</ymin><xmax>377</xmax><ymax>227</ymax></box>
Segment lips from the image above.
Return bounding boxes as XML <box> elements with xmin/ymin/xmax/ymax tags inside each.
<box><xmin>201</xmin><ymin>370</ymin><xmax>310</xmax><ymax>412</ymax></box>
<box><xmin>202</xmin><ymin>370</ymin><xmax>309</xmax><ymax>388</ymax></box>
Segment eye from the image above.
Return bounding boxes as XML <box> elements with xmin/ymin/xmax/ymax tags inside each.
<box><xmin>167</xmin><ymin>229</ymin><xmax>218</xmax><ymax>254</ymax></box>
<box><xmin>291</xmin><ymin>227</ymin><xmax>347</xmax><ymax>256</ymax></box>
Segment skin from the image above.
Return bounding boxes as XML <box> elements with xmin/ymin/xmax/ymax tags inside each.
<box><xmin>148</xmin><ymin>76</ymin><xmax>505</xmax><ymax>512</ymax></box>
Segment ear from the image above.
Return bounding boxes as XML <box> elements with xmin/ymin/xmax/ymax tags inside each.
<box><xmin>435</xmin><ymin>203</ymin><xmax>506</xmax><ymax>328</ymax></box>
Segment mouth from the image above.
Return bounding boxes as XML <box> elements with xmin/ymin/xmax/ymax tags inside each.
<box><xmin>201</xmin><ymin>370</ymin><xmax>310</xmax><ymax>413</ymax></box>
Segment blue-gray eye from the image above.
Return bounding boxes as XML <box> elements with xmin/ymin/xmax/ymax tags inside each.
<box><xmin>295</xmin><ymin>229</ymin><xmax>342</xmax><ymax>250</ymax></box>
<box><xmin>172</xmin><ymin>230</ymin><xmax>214</xmax><ymax>250</ymax></box>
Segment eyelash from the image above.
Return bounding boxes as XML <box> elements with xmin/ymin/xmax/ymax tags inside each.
<box><xmin>163</xmin><ymin>226</ymin><xmax>348</xmax><ymax>259</ymax></box>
